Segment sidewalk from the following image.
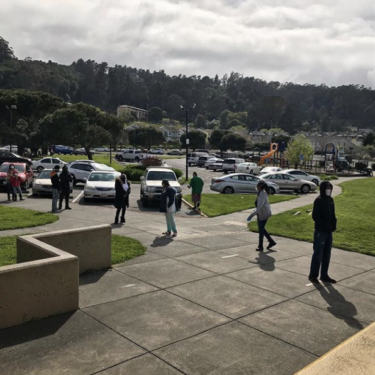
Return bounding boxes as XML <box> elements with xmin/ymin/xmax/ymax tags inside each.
<box><xmin>2</xmin><ymin>177</ymin><xmax>374</xmax><ymax>375</ymax></box>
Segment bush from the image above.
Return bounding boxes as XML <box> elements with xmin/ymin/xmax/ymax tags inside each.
<box><xmin>142</xmin><ymin>156</ymin><xmax>163</xmax><ymax>167</ymax></box>
<box><xmin>123</xmin><ymin>165</ymin><xmax>146</xmax><ymax>181</ymax></box>
<box><xmin>172</xmin><ymin>168</ymin><xmax>183</xmax><ymax>178</ymax></box>
<box><xmin>355</xmin><ymin>162</ymin><xmax>367</xmax><ymax>171</ymax></box>
<box><xmin>320</xmin><ymin>174</ymin><xmax>339</xmax><ymax>181</ymax></box>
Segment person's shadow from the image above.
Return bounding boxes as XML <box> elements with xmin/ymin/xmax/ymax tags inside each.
<box><xmin>314</xmin><ymin>283</ymin><xmax>364</xmax><ymax>329</ymax></box>
<box><xmin>250</xmin><ymin>250</ymin><xmax>276</xmax><ymax>271</ymax></box>
<box><xmin>150</xmin><ymin>236</ymin><xmax>173</xmax><ymax>248</ymax></box>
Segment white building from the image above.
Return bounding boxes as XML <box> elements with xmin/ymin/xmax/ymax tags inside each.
<box><xmin>117</xmin><ymin>105</ymin><xmax>148</xmax><ymax>121</ymax></box>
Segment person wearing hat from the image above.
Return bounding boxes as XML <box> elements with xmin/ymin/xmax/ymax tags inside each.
<box><xmin>309</xmin><ymin>181</ymin><xmax>337</xmax><ymax>284</ymax></box>
<box><xmin>247</xmin><ymin>180</ymin><xmax>276</xmax><ymax>251</ymax></box>
<box><xmin>50</xmin><ymin>165</ymin><xmax>61</xmax><ymax>213</ymax></box>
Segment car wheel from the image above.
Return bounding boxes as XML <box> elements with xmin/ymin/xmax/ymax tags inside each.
<box><xmin>301</xmin><ymin>184</ymin><xmax>310</xmax><ymax>194</ymax></box>
<box><xmin>118</xmin><ymin>155</ymin><xmax>123</xmax><ymax>161</ymax></box>
<box><xmin>312</xmin><ymin>179</ymin><xmax>319</xmax><ymax>186</ymax></box>
<box><xmin>37</xmin><ymin>166</ymin><xmax>44</xmax><ymax>173</ymax></box>
<box><xmin>33</xmin><ymin>192</ymin><xmax>39</xmax><ymax>197</ymax></box>
<box><xmin>23</xmin><ymin>181</ymin><xmax>29</xmax><ymax>191</ymax></box>
<box><xmin>135</xmin><ymin>157</ymin><xmax>140</xmax><ymax>162</ymax></box>
<box><xmin>72</xmin><ymin>175</ymin><xmax>77</xmax><ymax>186</ymax></box>
<box><xmin>268</xmin><ymin>187</ymin><xmax>276</xmax><ymax>195</ymax></box>
<box><xmin>223</xmin><ymin>186</ymin><xmax>234</xmax><ymax>194</ymax></box>
<box><xmin>84</xmin><ymin>197</ymin><xmax>90</xmax><ymax>203</ymax></box>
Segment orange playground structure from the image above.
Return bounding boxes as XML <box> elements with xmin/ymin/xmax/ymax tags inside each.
<box><xmin>260</xmin><ymin>143</ymin><xmax>278</xmax><ymax>165</ymax></box>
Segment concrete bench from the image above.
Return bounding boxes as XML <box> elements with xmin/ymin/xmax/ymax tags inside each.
<box><xmin>0</xmin><ymin>225</ymin><xmax>111</xmax><ymax>330</ymax></box>
<box><xmin>295</xmin><ymin>322</ymin><xmax>375</xmax><ymax>375</ymax></box>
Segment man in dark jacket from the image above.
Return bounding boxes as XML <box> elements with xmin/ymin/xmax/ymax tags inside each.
<box><xmin>50</xmin><ymin>165</ymin><xmax>60</xmax><ymax>213</ymax></box>
<box><xmin>58</xmin><ymin>165</ymin><xmax>72</xmax><ymax>210</ymax></box>
<box><xmin>309</xmin><ymin>181</ymin><xmax>337</xmax><ymax>284</ymax></box>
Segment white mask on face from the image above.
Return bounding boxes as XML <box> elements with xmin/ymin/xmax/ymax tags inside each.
<box><xmin>326</xmin><ymin>189</ymin><xmax>332</xmax><ymax>197</ymax></box>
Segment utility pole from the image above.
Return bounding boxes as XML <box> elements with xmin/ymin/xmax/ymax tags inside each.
<box><xmin>180</xmin><ymin>104</ymin><xmax>196</xmax><ymax>181</ymax></box>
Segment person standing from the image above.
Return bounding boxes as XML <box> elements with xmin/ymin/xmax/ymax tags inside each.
<box><xmin>160</xmin><ymin>179</ymin><xmax>177</xmax><ymax>237</ymax></box>
<box><xmin>188</xmin><ymin>171</ymin><xmax>204</xmax><ymax>209</ymax></box>
<box><xmin>6</xmin><ymin>164</ymin><xmax>15</xmax><ymax>201</ymax></box>
<box><xmin>247</xmin><ymin>181</ymin><xmax>276</xmax><ymax>251</ymax></box>
<box><xmin>114</xmin><ymin>173</ymin><xmax>131</xmax><ymax>224</ymax></box>
<box><xmin>10</xmin><ymin>171</ymin><xmax>24</xmax><ymax>201</ymax></box>
<box><xmin>309</xmin><ymin>181</ymin><xmax>337</xmax><ymax>284</ymax></box>
<box><xmin>58</xmin><ymin>165</ymin><xmax>72</xmax><ymax>210</ymax></box>
<box><xmin>50</xmin><ymin>165</ymin><xmax>60</xmax><ymax>213</ymax></box>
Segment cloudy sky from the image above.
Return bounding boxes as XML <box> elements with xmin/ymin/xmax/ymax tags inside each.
<box><xmin>1</xmin><ymin>0</ymin><xmax>375</xmax><ymax>87</ymax></box>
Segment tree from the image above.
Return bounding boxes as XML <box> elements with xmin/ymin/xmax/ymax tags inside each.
<box><xmin>209</xmin><ymin>129</ymin><xmax>227</xmax><ymax>150</ymax></box>
<box><xmin>180</xmin><ymin>130</ymin><xmax>206</xmax><ymax>151</ymax></box>
<box><xmin>128</xmin><ymin>126</ymin><xmax>165</xmax><ymax>149</ymax></box>
<box><xmin>363</xmin><ymin>132</ymin><xmax>375</xmax><ymax>146</ymax></box>
<box><xmin>148</xmin><ymin>107</ymin><xmax>163</xmax><ymax>123</ymax></box>
<box><xmin>195</xmin><ymin>114</ymin><xmax>206</xmax><ymax>128</ymax></box>
<box><xmin>284</xmin><ymin>134</ymin><xmax>314</xmax><ymax>168</ymax></box>
<box><xmin>219</xmin><ymin>110</ymin><xmax>231</xmax><ymax>129</ymax></box>
<box><xmin>220</xmin><ymin>133</ymin><xmax>247</xmax><ymax>152</ymax></box>
<box><xmin>0</xmin><ymin>37</ymin><xmax>15</xmax><ymax>63</ymax></box>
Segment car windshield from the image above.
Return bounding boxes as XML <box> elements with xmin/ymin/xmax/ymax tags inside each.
<box><xmin>147</xmin><ymin>171</ymin><xmax>177</xmax><ymax>181</ymax></box>
<box><xmin>38</xmin><ymin>170</ymin><xmax>59</xmax><ymax>179</ymax></box>
<box><xmin>88</xmin><ymin>173</ymin><xmax>116</xmax><ymax>182</ymax></box>
<box><xmin>0</xmin><ymin>164</ymin><xmax>24</xmax><ymax>172</ymax></box>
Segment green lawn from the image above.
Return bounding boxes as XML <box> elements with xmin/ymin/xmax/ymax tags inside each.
<box><xmin>249</xmin><ymin>178</ymin><xmax>375</xmax><ymax>256</ymax></box>
<box><xmin>184</xmin><ymin>193</ymin><xmax>298</xmax><ymax>217</ymax></box>
<box><xmin>0</xmin><ymin>206</ymin><xmax>58</xmax><ymax>231</ymax></box>
<box><xmin>0</xmin><ymin>234</ymin><xmax>146</xmax><ymax>267</ymax></box>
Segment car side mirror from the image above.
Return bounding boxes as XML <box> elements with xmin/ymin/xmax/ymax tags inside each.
<box><xmin>140</xmin><ymin>176</ymin><xmax>145</xmax><ymax>180</ymax></box>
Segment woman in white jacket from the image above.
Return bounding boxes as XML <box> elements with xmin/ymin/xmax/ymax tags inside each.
<box><xmin>247</xmin><ymin>181</ymin><xmax>277</xmax><ymax>251</ymax></box>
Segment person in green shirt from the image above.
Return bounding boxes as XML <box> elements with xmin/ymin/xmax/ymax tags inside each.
<box><xmin>188</xmin><ymin>172</ymin><xmax>204</xmax><ymax>209</ymax></box>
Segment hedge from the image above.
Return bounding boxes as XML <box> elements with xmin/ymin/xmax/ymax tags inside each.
<box><xmin>123</xmin><ymin>165</ymin><xmax>183</xmax><ymax>181</ymax></box>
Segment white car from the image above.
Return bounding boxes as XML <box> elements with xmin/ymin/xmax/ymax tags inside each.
<box><xmin>236</xmin><ymin>162</ymin><xmax>262</xmax><ymax>175</ymax></box>
<box><xmin>259</xmin><ymin>166</ymin><xmax>283</xmax><ymax>175</ymax></box>
<box><xmin>205</xmin><ymin>157</ymin><xmax>224</xmax><ymax>169</ymax></box>
<box><xmin>149</xmin><ymin>148</ymin><xmax>164</xmax><ymax>155</ymax></box>
<box><xmin>32</xmin><ymin>169</ymin><xmax>73</xmax><ymax>196</ymax></box>
<box><xmin>68</xmin><ymin>162</ymin><xmax>115</xmax><ymax>184</ymax></box>
<box><xmin>95</xmin><ymin>147</ymin><xmax>110</xmax><ymax>152</ymax></box>
<box><xmin>283</xmin><ymin>169</ymin><xmax>321</xmax><ymax>186</ymax></box>
<box><xmin>84</xmin><ymin>171</ymin><xmax>120</xmax><ymax>201</ymax></box>
<box><xmin>33</xmin><ymin>157</ymin><xmax>67</xmax><ymax>173</ymax></box>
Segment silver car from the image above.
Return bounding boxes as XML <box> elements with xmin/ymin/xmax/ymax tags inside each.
<box><xmin>32</xmin><ymin>169</ymin><xmax>73</xmax><ymax>196</ymax></box>
<box><xmin>283</xmin><ymin>169</ymin><xmax>321</xmax><ymax>186</ymax></box>
<box><xmin>210</xmin><ymin>173</ymin><xmax>280</xmax><ymax>194</ymax></box>
<box><xmin>261</xmin><ymin>172</ymin><xmax>318</xmax><ymax>194</ymax></box>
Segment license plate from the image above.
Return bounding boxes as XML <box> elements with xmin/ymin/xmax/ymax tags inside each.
<box><xmin>100</xmin><ymin>193</ymin><xmax>108</xmax><ymax>197</ymax></box>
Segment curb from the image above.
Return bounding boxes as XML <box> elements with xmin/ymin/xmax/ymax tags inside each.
<box><xmin>182</xmin><ymin>198</ymin><xmax>208</xmax><ymax>218</ymax></box>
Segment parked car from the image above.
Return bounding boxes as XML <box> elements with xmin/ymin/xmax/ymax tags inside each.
<box><xmin>259</xmin><ymin>166</ymin><xmax>283</xmax><ymax>175</ymax></box>
<box><xmin>95</xmin><ymin>147</ymin><xmax>110</xmax><ymax>152</ymax></box>
<box><xmin>0</xmin><ymin>162</ymin><xmax>33</xmax><ymax>191</ymax></box>
<box><xmin>208</xmin><ymin>161</ymin><xmax>224</xmax><ymax>171</ymax></box>
<box><xmin>32</xmin><ymin>169</ymin><xmax>73</xmax><ymax>196</ymax></box>
<box><xmin>51</xmin><ymin>145</ymin><xmax>73</xmax><ymax>155</ymax></box>
<box><xmin>73</xmin><ymin>148</ymin><xmax>87</xmax><ymax>155</ymax></box>
<box><xmin>167</xmin><ymin>149</ymin><xmax>182</xmax><ymax>155</ymax></box>
<box><xmin>187</xmin><ymin>152</ymin><xmax>209</xmax><ymax>166</ymax></box>
<box><xmin>32</xmin><ymin>157</ymin><xmax>67</xmax><ymax>173</ymax></box>
<box><xmin>149</xmin><ymin>148</ymin><xmax>164</xmax><ymax>155</ymax></box>
<box><xmin>116</xmin><ymin>149</ymin><xmax>145</xmax><ymax>162</ymax></box>
<box><xmin>83</xmin><ymin>171</ymin><xmax>120</xmax><ymax>202</ymax></box>
<box><xmin>222</xmin><ymin>158</ymin><xmax>245</xmax><ymax>173</ymax></box>
<box><xmin>236</xmin><ymin>162</ymin><xmax>263</xmax><ymax>175</ymax></box>
<box><xmin>68</xmin><ymin>162</ymin><xmax>115</xmax><ymax>185</ymax></box>
<box><xmin>0</xmin><ymin>149</ymin><xmax>32</xmax><ymax>166</ymax></box>
<box><xmin>140</xmin><ymin>167</ymin><xmax>182</xmax><ymax>208</ymax></box>
<box><xmin>197</xmin><ymin>155</ymin><xmax>216</xmax><ymax>167</ymax></box>
<box><xmin>261</xmin><ymin>172</ymin><xmax>318</xmax><ymax>194</ymax></box>
<box><xmin>210</xmin><ymin>173</ymin><xmax>280</xmax><ymax>195</ymax></box>
<box><xmin>283</xmin><ymin>169</ymin><xmax>321</xmax><ymax>186</ymax></box>
<box><xmin>205</xmin><ymin>157</ymin><xmax>224</xmax><ymax>169</ymax></box>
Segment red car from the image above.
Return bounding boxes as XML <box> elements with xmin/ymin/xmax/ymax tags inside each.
<box><xmin>0</xmin><ymin>162</ymin><xmax>34</xmax><ymax>191</ymax></box>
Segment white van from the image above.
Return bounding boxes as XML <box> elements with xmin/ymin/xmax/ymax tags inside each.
<box><xmin>187</xmin><ymin>152</ymin><xmax>209</xmax><ymax>166</ymax></box>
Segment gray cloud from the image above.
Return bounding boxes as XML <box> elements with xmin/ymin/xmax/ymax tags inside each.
<box><xmin>1</xmin><ymin>0</ymin><xmax>375</xmax><ymax>87</ymax></box>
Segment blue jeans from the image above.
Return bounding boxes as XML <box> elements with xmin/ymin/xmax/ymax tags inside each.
<box><xmin>165</xmin><ymin>212</ymin><xmax>177</xmax><ymax>234</ymax></box>
<box><xmin>52</xmin><ymin>188</ymin><xmax>59</xmax><ymax>212</ymax></box>
<box><xmin>257</xmin><ymin>219</ymin><xmax>273</xmax><ymax>248</ymax></box>
<box><xmin>309</xmin><ymin>231</ymin><xmax>333</xmax><ymax>279</ymax></box>
<box><xmin>7</xmin><ymin>181</ymin><xmax>14</xmax><ymax>199</ymax></box>
<box><xmin>12</xmin><ymin>186</ymin><xmax>22</xmax><ymax>198</ymax></box>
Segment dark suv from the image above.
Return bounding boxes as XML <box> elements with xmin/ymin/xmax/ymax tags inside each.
<box><xmin>0</xmin><ymin>149</ymin><xmax>32</xmax><ymax>166</ymax></box>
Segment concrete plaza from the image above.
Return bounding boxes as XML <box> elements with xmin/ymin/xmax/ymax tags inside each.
<box><xmin>1</xmin><ymin>178</ymin><xmax>375</xmax><ymax>374</ymax></box>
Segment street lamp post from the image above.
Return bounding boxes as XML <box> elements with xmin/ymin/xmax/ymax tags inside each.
<box><xmin>5</xmin><ymin>105</ymin><xmax>17</xmax><ymax>152</ymax></box>
<box><xmin>180</xmin><ymin>103</ymin><xmax>196</xmax><ymax>181</ymax></box>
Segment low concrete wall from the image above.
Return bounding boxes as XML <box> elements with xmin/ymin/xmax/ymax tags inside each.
<box><xmin>296</xmin><ymin>322</ymin><xmax>375</xmax><ymax>375</ymax></box>
<box><xmin>0</xmin><ymin>225</ymin><xmax>111</xmax><ymax>330</ymax></box>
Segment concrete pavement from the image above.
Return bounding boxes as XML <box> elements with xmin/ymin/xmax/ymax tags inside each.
<box><xmin>1</xmin><ymin>176</ymin><xmax>374</xmax><ymax>374</ymax></box>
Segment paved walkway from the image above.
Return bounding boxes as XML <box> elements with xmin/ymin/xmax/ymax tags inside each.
<box><xmin>2</xmin><ymin>177</ymin><xmax>375</xmax><ymax>375</ymax></box>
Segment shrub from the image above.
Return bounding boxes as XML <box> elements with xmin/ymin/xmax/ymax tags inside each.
<box><xmin>142</xmin><ymin>156</ymin><xmax>163</xmax><ymax>167</ymax></box>
<box><xmin>355</xmin><ymin>162</ymin><xmax>367</xmax><ymax>171</ymax></box>
<box><xmin>320</xmin><ymin>174</ymin><xmax>339</xmax><ymax>181</ymax></box>
<box><xmin>123</xmin><ymin>165</ymin><xmax>146</xmax><ymax>181</ymax></box>
<box><xmin>172</xmin><ymin>168</ymin><xmax>183</xmax><ymax>178</ymax></box>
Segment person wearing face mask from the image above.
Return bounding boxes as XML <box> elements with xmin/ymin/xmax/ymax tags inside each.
<box><xmin>247</xmin><ymin>181</ymin><xmax>276</xmax><ymax>251</ymax></box>
<box><xmin>113</xmin><ymin>173</ymin><xmax>131</xmax><ymax>224</ymax></box>
<box><xmin>6</xmin><ymin>164</ymin><xmax>16</xmax><ymax>201</ymax></box>
<box><xmin>10</xmin><ymin>170</ymin><xmax>24</xmax><ymax>201</ymax></box>
<box><xmin>309</xmin><ymin>181</ymin><xmax>337</xmax><ymax>284</ymax></box>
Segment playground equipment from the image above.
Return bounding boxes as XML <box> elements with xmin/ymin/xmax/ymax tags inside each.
<box><xmin>324</xmin><ymin>143</ymin><xmax>349</xmax><ymax>171</ymax></box>
<box><xmin>260</xmin><ymin>143</ymin><xmax>278</xmax><ymax>165</ymax></box>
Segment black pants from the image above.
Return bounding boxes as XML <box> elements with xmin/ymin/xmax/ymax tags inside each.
<box><xmin>257</xmin><ymin>219</ymin><xmax>273</xmax><ymax>248</ymax></box>
<box><xmin>115</xmin><ymin>206</ymin><xmax>126</xmax><ymax>222</ymax></box>
<box><xmin>59</xmin><ymin>190</ymin><xmax>70</xmax><ymax>208</ymax></box>
<box><xmin>309</xmin><ymin>231</ymin><xmax>332</xmax><ymax>279</ymax></box>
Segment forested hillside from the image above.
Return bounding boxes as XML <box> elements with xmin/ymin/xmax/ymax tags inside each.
<box><xmin>1</xmin><ymin>36</ymin><xmax>375</xmax><ymax>133</ymax></box>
